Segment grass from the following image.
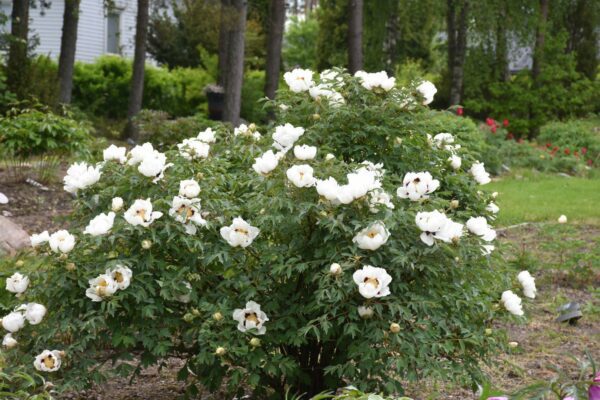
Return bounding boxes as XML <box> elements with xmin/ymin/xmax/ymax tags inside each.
<box><xmin>486</xmin><ymin>171</ymin><xmax>600</xmax><ymax>226</ymax></box>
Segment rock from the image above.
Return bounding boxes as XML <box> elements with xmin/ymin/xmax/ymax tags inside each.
<box><xmin>0</xmin><ymin>192</ymin><xmax>8</xmax><ymax>204</ymax></box>
<box><xmin>2</xmin><ymin>210</ymin><xmax>13</xmax><ymax>217</ymax></box>
<box><xmin>0</xmin><ymin>216</ymin><xmax>30</xmax><ymax>255</ymax></box>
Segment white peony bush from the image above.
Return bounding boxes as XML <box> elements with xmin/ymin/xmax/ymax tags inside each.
<box><xmin>3</xmin><ymin>68</ymin><xmax>527</xmax><ymax>397</ymax></box>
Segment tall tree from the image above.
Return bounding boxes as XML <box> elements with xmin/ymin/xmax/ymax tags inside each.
<box><xmin>347</xmin><ymin>0</ymin><xmax>363</xmax><ymax>73</ymax></box>
<box><xmin>218</xmin><ymin>0</ymin><xmax>232</xmax><ymax>87</ymax></box>
<box><xmin>124</xmin><ymin>0</ymin><xmax>150</xmax><ymax>140</ymax></box>
<box><xmin>447</xmin><ymin>0</ymin><xmax>469</xmax><ymax>105</ymax></box>
<box><xmin>264</xmin><ymin>0</ymin><xmax>285</xmax><ymax>100</ymax></box>
<box><xmin>531</xmin><ymin>0</ymin><xmax>549</xmax><ymax>83</ymax></box>
<box><xmin>7</xmin><ymin>0</ymin><xmax>30</xmax><ymax>98</ymax></box>
<box><xmin>57</xmin><ymin>0</ymin><xmax>81</xmax><ymax>104</ymax></box>
<box><xmin>222</xmin><ymin>0</ymin><xmax>247</xmax><ymax>125</ymax></box>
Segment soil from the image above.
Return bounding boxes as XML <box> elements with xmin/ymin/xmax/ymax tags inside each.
<box><xmin>1</xmin><ymin>170</ymin><xmax>598</xmax><ymax>399</ymax></box>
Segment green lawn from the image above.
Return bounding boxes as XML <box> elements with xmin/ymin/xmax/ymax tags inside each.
<box><xmin>487</xmin><ymin>172</ymin><xmax>600</xmax><ymax>226</ymax></box>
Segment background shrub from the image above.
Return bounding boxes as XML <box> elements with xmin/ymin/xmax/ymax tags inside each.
<box><xmin>538</xmin><ymin>117</ymin><xmax>600</xmax><ymax>165</ymax></box>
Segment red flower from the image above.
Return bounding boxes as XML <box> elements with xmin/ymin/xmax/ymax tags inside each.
<box><xmin>491</xmin><ymin>125</ymin><xmax>497</xmax><ymax>133</ymax></box>
<box><xmin>564</xmin><ymin>148</ymin><xmax>571</xmax><ymax>155</ymax></box>
<box><xmin>545</xmin><ymin>143</ymin><xmax>552</xmax><ymax>148</ymax></box>
<box><xmin>506</xmin><ymin>132</ymin><xmax>514</xmax><ymax>140</ymax></box>
<box><xmin>553</xmin><ymin>146</ymin><xmax>559</xmax><ymax>151</ymax></box>
<box><xmin>503</xmin><ymin>119</ymin><xmax>509</xmax><ymax>127</ymax></box>
<box><xmin>486</xmin><ymin>118</ymin><xmax>495</xmax><ymax>126</ymax></box>
<box><xmin>457</xmin><ymin>107</ymin><xmax>464</xmax><ymax>116</ymax></box>
<box><xmin>581</xmin><ymin>147</ymin><xmax>588</xmax><ymax>155</ymax></box>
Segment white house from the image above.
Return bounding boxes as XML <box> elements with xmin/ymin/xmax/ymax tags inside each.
<box><xmin>0</xmin><ymin>0</ymin><xmax>138</xmax><ymax>62</ymax></box>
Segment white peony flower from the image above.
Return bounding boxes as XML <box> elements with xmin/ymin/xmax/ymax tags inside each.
<box><xmin>84</xmin><ymin>212</ymin><xmax>115</xmax><ymax>236</ymax></box>
<box><xmin>345</xmin><ymin>167</ymin><xmax>382</xmax><ymax>200</ymax></box>
<box><xmin>369</xmin><ymin>189</ymin><xmax>395</xmax><ymax>213</ymax></box>
<box><xmin>357</xmin><ymin>306</ymin><xmax>374</xmax><ymax>318</ymax></box>
<box><xmin>124</xmin><ymin>199</ymin><xmax>163</xmax><ymax>227</ymax></box>
<box><xmin>286</xmin><ymin>164</ymin><xmax>316</xmax><ymax>188</ymax></box>
<box><xmin>63</xmin><ymin>162</ymin><xmax>102</xmax><ymax>194</ymax></box>
<box><xmin>220</xmin><ymin>217</ymin><xmax>260</xmax><ymax>248</ymax></box>
<box><xmin>319</xmin><ymin>69</ymin><xmax>344</xmax><ymax>85</ymax></box>
<box><xmin>501</xmin><ymin>290</ymin><xmax>524</xmax><ymax>316</ymax></box>
<box><xmin>252</xmin><ymin>150</ymin><xmax>279</xmax><ymax>175</ymax></box>
<box><xmin>449</xmin><ymin>154</ymin><xmax>462</xmax><ymax>170</ymax></box>
<box><xmin>128</xmin><ymin>143</ymin><xmax>155</xmax><ymax>165</ymax></box>
<box><xmin>352</xmin><ymin>265</ymin><xmax>392</xmax><ymax>298</ymax></box>
<box><xmin>232</xmin><ymin>301</ymin><xmax>269</xmax><ymax>335</ymax></box>
<box><xmin>177</xmin><ymin>138</ymin><xmax>210</xmax><ymax>161</ymax></box>
<box><xmin>558</xmin><ymin>215</ymin><xmax>567</xmax><ymax>224</ymax></box>
<box><xmin>48</xmin><ymin>230</ymin><xmax>76</xmax><ymax>254</ymax></box>
<box><xmin>517</xmin><ymin>271</ymin><xmax>537</xmax><ymax>299</ymax></box>
<box><xmin>415</xmin><ymin>210</ymin><xmax>462</xmax><ymax>246</ymax></box>
<box><xmin>308</xmin><ymin>84</ymin><xmax>345</xmax><ymax>106</ymax></box>
<box><xmin>284</xmin><ymin>68</ymin><xmax>314</xmax><ymax>92</ymax></box>
<box><xmin>23</xmin><ymin>303</ymin><xmax>47</xmax><ymax>325</ymax></box>
<box><xmin>315</xmin><ymin>177</ymin><xmax>340</xmax><ymax>201</ymax></box>
<box><xmin>179</xmin><ymin>179</ymin><xmax>201</xmax><ymax>198</ymax></box>
<box><xmin>30</xmin><ymin>230</ymin><xmax>50</xmax><ymax>247</ymax></box>
<box><xmin>353</xmin><ymin>222</ymin><xmax>390</xmax><ymax>251</ymax></box>
<box><xmin>34</xmin><ymin>350</ymin><xmax>63</xmax><ymax>372</ymax></box>
<box><xmin>1</xmin><ymin>311</ymin><xmax>25</xmax><ymax>333</ymax></box>
<box><xmin>169</xmin><ymin>196</ymin><xmax>207</xmax><ymax>235</ymax></box>
<box><xmin>111</xmin><ymin>197</ymin><xmax>124</xmax><ymax>212</ymax></box>
<box><xmin>107</xmin><ymin>265</ymin><xmax>133</xmax><ymax>290</ymax></box>
<box><xmin>433</xmin><ymin>132</ymin><xmax>454</xmax><ymax>148</ymax></box>
<box><xmin>234</xmin><ymin>123</ymin><xmax>262</xmax><ymax>140</ymax></box>
<box><xmin>466</xmin><ymin>217</ymin><xmax>496</xmax><ymax>242</ymax></box>
<box><xmin>355</xmin><ymin>70</ymin><xmax>395</xmax><ymax>91</ymax></box>
<box><xmin>416</xmin><ymin>80</ymin><xmax>437</xmax><ymax>105</ymax></box>
<box><xmin>103</xmin><ymin>144</ymin><xmax>127</xmax><ymax>163</ymax></box>
<box><xmin>197</xmin><ymin>127</ymin><xmax>217</xmax><ymax>143</ymax></box>
<box><xmin>272</xmin><ymin>123</ymin><xmax>305</xmax><ymax>152</ymax></box>
<box><xmin>486</xmin><ymin>202</ymin><xmax>500</xmax><ymax>214</ymax></box>
<box><xmin>481</xmin><ymin>244</ymin><xmax>495</xmax><ymax>255</ymax></box>
<box><xmin>397</xmin><ymin>171</ymin><xmax>440</xmax><ymax>201</ymax></box>
<box><xmin>325</xmin><ymin>153</ymin><xmax>335</xmax><ymax>160</ymax></box>
<box><xmin>6</xmin><ymin>272</ymin><xmax>29</xmax><ymax>294</ymax></box>
<box><xmin>138</xmin><ymin>150</ymin><xmax>172</xmax><ymax>183</ymax></box>
<box><xmin>2</xmin><ymin>333</ymin><xmax>17</xmax><ymax>348</ymax></box>
<box><xmin>293</xmin><ymin>145</ymin><xmax>317</xmax><ymax>160</ymax></box>
<box><xmin>85</xmin><ymin>274</ymin><xmax>119</xmax><ymax>302</ymax></box>
<box><xmin>329</xmin><ymin>263</ymin><xmax>342</xmax><ymax>275</ymax></box>
<box><xmin>470</xmin><ymin>162</ymin><xmax>491</xmax><ymax>185</ymax></box>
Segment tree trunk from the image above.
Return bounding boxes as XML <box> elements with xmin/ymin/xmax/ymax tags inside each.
<box><xmin>58</xmin><ymin>0</ymin><xmax>81</xmax><ymax>104</ymax></box>
<box><xmin>222</xmin><ymin>0</ymin><xmax>247</xmax><ymax>126</ymax></box>
<box><xmin>124</xmin><ymin>0</ymin><xmax>150</xmax><ymax>141</ymax></box>
<box><xmin>217</xmin><ymin>0</ymin><xmax>232</xmax><ymax>87</ymax></box>
<box><xmin>347</xmin><ymin>0</ymin><xmax>363</xmax><ymax>73</ymax></box>
<box><xmin>383</xmin><ymin>3</ymin><xmax>399</xmax><ymax>75</ymax></box>
<box><xmin>495</xmin><ymin>3</ymin><xmax>509</xmax><ymax>82</ymax></box>
<box><xmin>447</xmin><ymin>0</ymin><xmax>468</xmax><ymax>106</ymax></box>
<box><xmin>531</xmin><ymin>0</ymin><xmax>549</xmax><ymax>83</ymax></box>
<box><xmin>264</xmin><ymin>0</ymin><xmax>285</xmax><ymax>100</ymax></box>
<box><xmin>7</xmin><ymin>0</ymin><xmax>30</xmax><ymax>98</ymax></box>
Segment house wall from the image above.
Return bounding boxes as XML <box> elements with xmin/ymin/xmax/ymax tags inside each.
<box><xmin>0</xmin><ymin>0</ymin><xmax>138</xmax><ymax>62</ymax></box>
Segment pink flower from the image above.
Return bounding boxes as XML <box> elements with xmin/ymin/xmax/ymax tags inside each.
<box><xmin>457</xmin><ymin>107</ymin><xmax>464</xmax><ymax>116</ymax></box>
<box><xmin>589</xmin><ymin>371</ymin><xmax>600</xmax><ymax>400</ymax></box>
<box><xmin>486</xmin><ymin>118</ymin><xmax>495</xmax><ymax>126</ymax></box>
<box><xmin>503</xmin><ymin>119</ymin><xmax>509</xmax><ymax>127</ymax></box>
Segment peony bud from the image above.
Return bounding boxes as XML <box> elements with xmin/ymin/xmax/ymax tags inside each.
<box><xmin>325</xmin><ymin>153</ymin><xmax>335</xmax><ymax>161</ymax></box>
<box><xmin>213</xmin><ymin>312</ymin><xmax>223</xmax><ymax>321</ymax></box>
<box><xmin>111</xmin><ymin>197</ymin><xmax>124</xmax><ymax>212</ymax></box>
<box><xmin>395</xmin><ymin>137</ymin><xmax>403</xmax><ymax>145</ymax></box>
<box><xmin>508</xmin><ymin>341</ymin><xmax>518</xmax><ymax>348</ymax></box>
<box><xmin>250</xmin><ymin>338</ymin><xmax>261</xmax><ymax>347</ymax></box>
<box><xmin>141</xmin><ymin>240</ymin><xmax>152</xmax><ymax>249</ymax></box>
<box><xmin>195</xmin><ymin>172</ymin><xmax>204</xmax><ymax>180</ymax></box>
<box><xmin>390</xmin><ymin>323</ymin><xmax>401</xmax><ymax>333</ymax></box>
<box><xmin>215</xmin><ymin>346</ymin><xmax>226</xmax><ymax>356</ymax></box>
<box><xmin>450</xmin><ymin>200</ymin><xmax>459</xmax><ymax>209</ymax></box>
<box><xmin>485</xmin><ymin>328</ymin><xmax>492</xmax><ymax>335</ymax></box>
<box><xmin>15</xmin><ymin>260</ymin><xmax>24</xmax><ymax>267</ymax></box>
<box><xmin>183</xmin><ymin>313</ymin><xmax>194</xmax><ymax>322</ymax></box>
<box><xmin>329</xmin><ymin>263</ymin><xmax>342</xmax><ymax>275</ymax></box>
<box><xmin>65</xmin><ymin>262</ymin><xmax>76</xmax><ymax>271</ymax></box>
<box><xmin>357</xmin><ymin>306</ymin><xmax>374</xmax><ymax>319</ymax></box>
<box><xmin>312</xmin><ymin>113</ymin><xmax>320</xmax><ymax>120</ymax></box>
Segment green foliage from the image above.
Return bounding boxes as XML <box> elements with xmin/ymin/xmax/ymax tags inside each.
<box><xmin>283</xmin><ymin>16</ymin><xmax>319</xmax><ymax>70</ymax></box>
<box><xmin>0</xmin><ymin>106</ymin><xmax>92</xmax><ymax>157</ymax></box>
<box><xmin>135</xmin><ymin>110</ymin><xmax>226</xmax><ymax>148</ymax></box>
<box><xmin>11</xmin><ymin>70</ymin><xmax>508</xmax><ymax>398</ymax></box>
<box><xmin>241</xmin><ymin>70</ymin><xmax>267</xmax><ymax>122</ymax></box>
<box><xmin>0</xmin><ymin>367</ymin><xmax>53</xmax><ymax>399</ymax></box>
<box><xmin>315</xmin><ymin>0</ymin><xmax>348</xmax><ymax>70</ymax></box>
<box><xmin>72</xmin><ymin>55</ymin><xmax>213</xmax><ymax>119</ymax></box>
<box><xmin>0</xmin><ymin>67</ymin><xmax>17</xmax><ymax>112</ymax></box>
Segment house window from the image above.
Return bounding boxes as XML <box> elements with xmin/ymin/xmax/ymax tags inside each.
<box><xmin>106</xmin><ymin>12</ymin><xmax>121</xmax><ymax>54</ymax></box>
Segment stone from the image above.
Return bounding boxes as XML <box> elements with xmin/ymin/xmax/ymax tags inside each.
<box><xmin>0</xmin><ymin>216</ymin><xmax>30</xmax><ymax>255</ymax></box>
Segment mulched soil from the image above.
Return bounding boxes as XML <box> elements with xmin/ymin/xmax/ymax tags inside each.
<box><xmin>1</xmin><ymin>169</ymin><xmax>597</xmax><ymax>399</ymax></box>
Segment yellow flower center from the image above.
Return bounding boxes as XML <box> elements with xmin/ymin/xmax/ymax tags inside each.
<box><xmin>367</xmin><ymin>231</ymin><xmax>378</xmax><ymax>239</ymax></box>
<box><xmin>364</xmin><ymin>277</ymin><xmax>379</xmax><ymax>287</ymax></box>
<box><xmin>114</xmin><ymin>272</ymin><xmax>124</xmax><ymax>283</ymax></box>
<box><xmin>245</xmin><ymin>312</ymin><xmax>259</xmax><ymax>324</ymax></box>
<box><xmin>177</xmin><ymin>205</ymin><xmax>195</xmax><ymax>221</ymax></box>
<box><xmin>136</xmin><ymin>208</ymin><xmax>147</xmax><ymax>220</ymax></box>
<box><xmin>234</xmin><ymin>228</ymin><xmax>249</xmax><ymax>235</ymax></box>
<box><xmin>43</xmin><ymin>355</ymin><xmax>55</xmax><ymax>369</ymax></box>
